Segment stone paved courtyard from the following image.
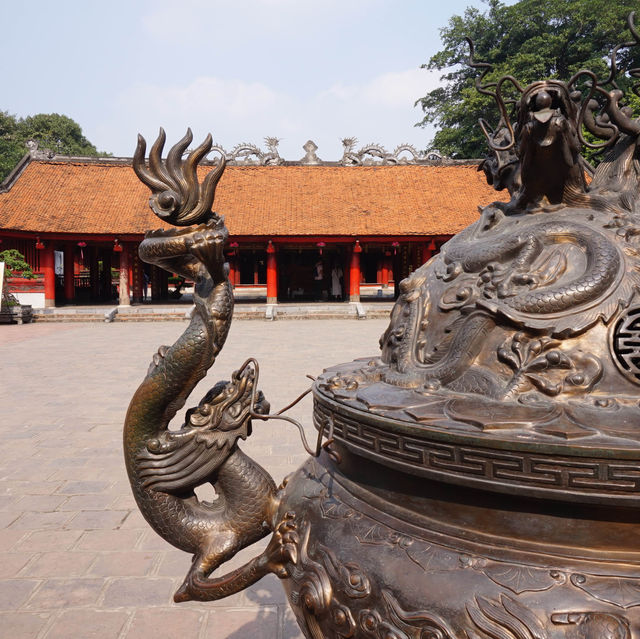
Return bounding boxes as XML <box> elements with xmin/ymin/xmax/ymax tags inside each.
<box><xmin>0</xmin><ymin>318</ymin><xmax>388</xmax><ymax>638</ymax></box>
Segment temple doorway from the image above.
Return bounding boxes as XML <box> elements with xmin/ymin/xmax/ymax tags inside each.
<box><xmin>278</xmin><ymin>246</ymin><xmax>346</xmax><ymax>302</ymax></box>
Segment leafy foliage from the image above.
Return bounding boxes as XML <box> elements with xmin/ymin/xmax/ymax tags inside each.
<box><xmin>0</xmin><ymin>111</ymin><xmax>109</xmax><ymax>181</ymax></box>
<box><xmin>417</xmin><ymin>0</ymin><xmax>640</xmax><ymax>158</ymax></box>
<box><xmin>0</xmin><ymin>249</ymin><xmax>36</xmax><ymax>279</ymax></box>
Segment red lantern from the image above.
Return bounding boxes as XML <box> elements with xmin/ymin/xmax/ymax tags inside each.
<box><xmin>35</xmin><ymin>237</ymin><xmax>45</xmax><ymax>250</ymax></box>
<box><xmin>77</xmin><ymin>241</ymin><xmax>87</xmax><ymax>248</ymax></box>
<box><xmin>317</xmin><ymin>241</ymin><xmax>326</xmax><ymax>255</ymax></box>
<box><xmin>113</xmin><ymin>239</ymin><xmax>123</xmax><ymax>253</ymax></box>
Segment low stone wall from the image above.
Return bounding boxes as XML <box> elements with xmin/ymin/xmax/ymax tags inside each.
<box><xmin>7</xmin><ymin>275</ymin><xmax>45</xmax><ymax>308</ymax></box>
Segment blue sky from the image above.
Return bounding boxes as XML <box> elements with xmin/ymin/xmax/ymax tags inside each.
<box><xmin>3</xmin><ymin>0</ymin><xmax>496</xmax><ymax>161</ymax></box>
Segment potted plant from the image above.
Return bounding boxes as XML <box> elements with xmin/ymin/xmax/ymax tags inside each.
<box><xmin>0</xmin><ymin>249</ymin><xmax>34</xmax><ymax>324</ymax></box>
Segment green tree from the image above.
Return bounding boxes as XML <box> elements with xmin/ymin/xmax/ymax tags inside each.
<box><xmin>417</xmin><ymin>0</ymin><xmax>640</xmax><ymax>158</ymax></box>
<box><xmin>0</xmin><ymin>112</ymin><xmax>25</xmax><ymax>181</ymax></box>
<box><xmin>0</xmin><ymin>111</ymin><xmax>109</xmax><ymax>182</ymax></box>
<box><xmin>0</xmin><ymin>249</ymin><xmax>35</xmax><ymax>278</ymax></box>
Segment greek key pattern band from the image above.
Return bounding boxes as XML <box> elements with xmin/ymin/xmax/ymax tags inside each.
<box><xmin>314</xmin><ymin>400</ymin><xmax>640</xmax><ymax>499</ymax></box>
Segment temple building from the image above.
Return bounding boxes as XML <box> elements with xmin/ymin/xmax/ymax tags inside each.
<box><xmin>0</xmin><ymin>139</ymin><xmax>505</xmax><ymax>307</ymax></box>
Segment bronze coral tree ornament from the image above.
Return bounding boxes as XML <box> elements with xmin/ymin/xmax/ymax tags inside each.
<box><xmin>126</xmin><ymin>14</ymin><xmax>640</xmax><ymax>638</ymax></box>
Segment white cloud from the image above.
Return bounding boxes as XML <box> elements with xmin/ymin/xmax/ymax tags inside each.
<box><xmin>363</xmin><ymin>68</ymin><xmax>437</xmax><ymax>108</ymax></box>
<box><xmin>95</xmin><ymin>65</ymin><xmax>438</xmax><ymax>161</ymax></box>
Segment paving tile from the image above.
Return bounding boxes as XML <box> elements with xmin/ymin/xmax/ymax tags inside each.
<box><xmin>44</xmin><ymin>609</ymin><xmax>129</xmax><ymax>639</ymax></box>
<box><xmin>43</xmin><ymin>456</ymin><xmax>91</xmax><ymax>469</ymax></box>
<box><xmin>0</xmin><ymin>495</ymin><xmax>18</xmax><ymax>510</ymax></box>
<box><xmin>15</xmin><ymin>495</ymin><xmax>68</xmax><ymax>512</ymax></box>
<box><xmin>119</xmin><ymin>510</ymin><xmax>147</xmax><ymax>529</ymax></box>
<box><xmin>26</xmin><ymin>578</ymin><xmax>105</xmax><ymax>609</ymax></box>
<box><xmin>57</xmin><ymin>494</ymin><xmax>115</xmax><ymax>511</ymax></box>
<box><xmin>87</xmin><ymin>551</ymin><xmax>156</xmax><ymax>577</ymax></box>
<box><xmin>110</xmin><ymin>493</ymin><xmax>137</xmax><ymax>510</ymax></box>
<box><xmin>0</xmin><ymin>510</ymin><xmax>21</xmax><ymax>528</ymax></box>
<box><xmin>0</xmin><ymin>552</ymin><xmax>33</xmax><ymax>578</ymax></box>
<box><xmin>101</xmin><ymin>577</ymin><xmax>175</xmax><ymax>607</ymax></box>
<box><xmin>0</xmin><ymin>579</ymin><xmax>41</xmax><ymax>610</ymax></box>
<box><xmin>19</xmin><ymin>551</ymin><xmax>97</xmax><ymax>578</ymax></box>
<box><xmin>48</xmin><ymin>468</ymin><xmax>109</xmax><ymax>482</ymax></box>
<box><xmin>14</xmin><ymin>530</ymin><xmax>82</xmax><ymax>552</ymax></box>
<box><xmin>0</xmin><ymin>611</ymin><xmax>50</xmax><ymax>639</ymax></box>
<box><xmin>75</xmin><ymin>529</ymin><xmax>142</xmax><ymax>551</ymax></box>
<box><xmin>0</xmin><ymin>481</ymin><xmax>62</xmax><ymax>496</ymax></box>
<box><xmin>154</xmin><ymin>550</ymin><xmax>192</xmax><ymax>577</ymax></box>
<box><xmin>9</xmin><ymin>511</ymin><xmax>73</xmax><ymax>531</ymax></box>
<box><xmin>137</xmin><ymin>530</ymin><xmax>176</xmax><ymax>552</ymax></box>
<box><xmin>0</xmin><ymin>529</ymin><xmax>27</xmax><ymax>551</ymax></box>
<box><xmin>2</xmin><ymin>464</ymin><xmax>58</xmax><ymax>482</ymax></box>
<box><xmin>205</xmin><ymin>606</ymin><xmax>279</xmax><ymax>638</ymax></box>
<box><xmin>56</xmin><ymin>480</ymin><xmax>112</xmax><ymax>495</ymax></box>
<box><xmin>125</xmin><ymin>608</ymin><xmax>205</xmax><ymax>639</ymax></box>
<box><xmin>65</xmin><ymin>510</ymin><xmax>129</xmax><ymax>530</ymax></box>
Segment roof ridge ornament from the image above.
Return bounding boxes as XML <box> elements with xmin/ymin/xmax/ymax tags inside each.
<box><xmin>210</xmin><ymin>137</ymin><xmax>284</xmax><ymax>165</ymax></box>
<box><xmin>340</xmin><ymin>137</ymin><xmax>443</xmax><ymax>165</ymax></box>
<box><xmin>300</xmin><ymin>140</ymin><xmax>321</xmax><ymax>165</ymax></box>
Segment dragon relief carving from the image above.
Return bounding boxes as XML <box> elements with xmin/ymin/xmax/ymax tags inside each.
<box><xmin>282</xmin><ymin>516</ymin><xmax>456</xmax><ymax>639</ymax></box>
<box><xmin>124</xmin><ymin>129</ymin><xmax>297</xmax><ymax>603</ymax></box>
<box><xmin>467</xmin><ymin>594</ymin><xmax>632</xmax><ymax>639</ymax></box>
<box><xmin>276</xmin><ymin>463</ymin><xmax>640</xmax><ymax>638</ymax></box>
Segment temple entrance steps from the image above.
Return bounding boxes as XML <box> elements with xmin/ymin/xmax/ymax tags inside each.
<box><xmin>30</xmin><ymin>302</ymin><xmax>394</xmax><ymax>322</ymax></box>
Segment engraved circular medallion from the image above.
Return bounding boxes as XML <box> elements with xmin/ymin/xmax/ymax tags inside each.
<box><xmin>612</xmin><ymin>305</ymin><xmax>640</xmax><ymax>385</ymax></box>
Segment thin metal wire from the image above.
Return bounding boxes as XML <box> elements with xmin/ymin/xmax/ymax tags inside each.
<box><xmin>240</xmin><ymin>360</ymin><xmax>337</xmax><ymax>460</ymax></box>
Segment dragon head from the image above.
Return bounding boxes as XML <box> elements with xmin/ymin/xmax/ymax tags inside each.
<box><xmin>186</xmin><ymin>358</ymin><xmax>270</xmax><ymax>443</ymax></box>
<box><xmin>137</xmin><ymin>359</ymin><xmax>270</xmax><ymax>493</ymax></box>
<box><xmin>516</xmin><ymin>80</ymin><xmax>580</xmax><ymax>159</ymax></box>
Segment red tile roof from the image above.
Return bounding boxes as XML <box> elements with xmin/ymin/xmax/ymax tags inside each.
<box><xmin>0</xmin><ymin>159</ymin><xmax>508</xmax><ymax>237</ymax></box>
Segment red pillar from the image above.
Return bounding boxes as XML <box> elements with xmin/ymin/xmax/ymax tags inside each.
<box><xmin>266</xmin><ymin>241</ymin><xmax>277</xmax><ymax>304</ymax></box>
<box><xmin>382</xmin><ymin>251</ymin><xmax>391</xmax><ymax>286</ymax></box>
<box><xmin>425</xmin><ymin>239</ymin><xmax>436</xmax><ymax>263</ymax></box>
<box><xmin>132</xmin><ymin>247</ymin><xmax>144</xmax><ymax>304</ymax></box>
<box><xmin>41</xmin><ymin>245</ymin><xmax>56</xmax><ymax>307</ymax></box>
<box><xmin>349</xmin><ymin>240</ymin><xmax>362</xmax><ymax>302</ymax></box>
<box><xmin>227</xmin><ymin>252</ymin><xmax>236</xmax><ymax>287</ymax></box>
<box><xmin>64</xmin><ymin>243</ymin><xmax>75</xmax><ymax>304</ymax></box>
<box><xmin>119</xmin><ymin>247</ymin><xmax>130</xmax><ymax>306</ymax></box>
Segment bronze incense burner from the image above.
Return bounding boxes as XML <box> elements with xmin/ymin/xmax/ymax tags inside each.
<box><xmin>124</xmin><ymin>16</ymin><xmax>640</xmax><ymax>638</ymax></box>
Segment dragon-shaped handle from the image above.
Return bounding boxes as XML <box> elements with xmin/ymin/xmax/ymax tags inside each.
<box><xmin>123</xmin><ymin>129</ymin><xmax>297</xmax><ymax>603</ymax></box>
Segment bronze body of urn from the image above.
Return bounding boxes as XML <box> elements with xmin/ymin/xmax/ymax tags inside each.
<box><xmin>124</xmin><ymin>16</ymin><xmax>640</xmax><ymax>638</ymax></box>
